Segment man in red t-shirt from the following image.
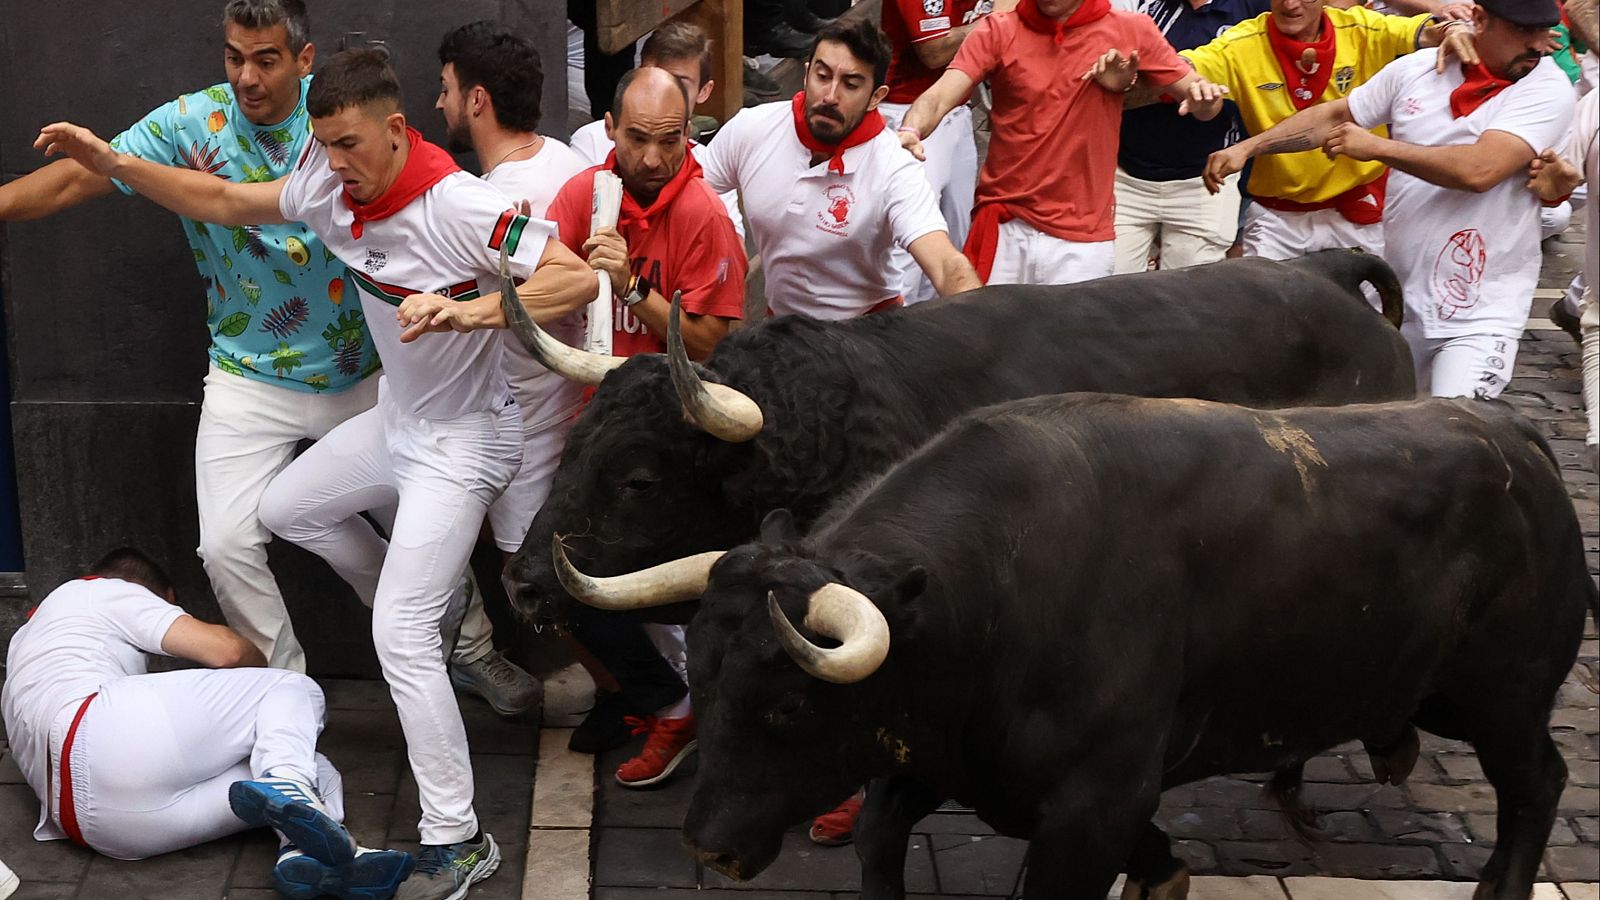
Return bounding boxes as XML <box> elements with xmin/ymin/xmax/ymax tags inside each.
<box><xmin>879</xmin><ymin>0</ymin><xmax>1012</xmax><ymax>301</ymax></box>
<box><xmin>542</xmin><ymin>67</ymin><xmax>745</xmax><ymax>791</ymax></box>
<box><xmin>546</xmin><ymin>67</ymin><xmax>746</xmax><ymax>361</ymax></box>
<box><xmin>898</xmin><ymin>0</ymin><xmax>1228</xmax><ymax>286</ymax></box>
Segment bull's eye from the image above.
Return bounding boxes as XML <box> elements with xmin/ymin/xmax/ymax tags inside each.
<box><xmin>765</xmin><ymin>692</ymin><xmax>805</xmax><ymax>727</ymax></box>
<box><xmin>619</xmin><ymin>469</ymin><xmax>661</xmax><ymax>494</ymax></box>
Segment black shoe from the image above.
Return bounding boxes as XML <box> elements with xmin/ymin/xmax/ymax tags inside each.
<box><xmin>746</xmin><ymin>23</ymin><xmax>814</xmax><ymax>59</ymax></box>
<box><xmin>1549</xmin><ymin>298</ymin><xmax>1583</xmax><ymax>345</ymax></box>
<box><xmin>568</xmin><ymin>690</ymin><xmax>634</xmax><ymax>754</ymax></box>
<box><xmin>743</xmin><ymin>62</ymin><xmax>784</xmax><ymax>98</ymax></box>
<box><xmin>788</xmin><ymin>7</ymin><xmax>835</xmax><ymax>32</ymax></box>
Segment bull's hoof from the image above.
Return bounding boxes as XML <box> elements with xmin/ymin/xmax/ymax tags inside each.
<box><xmin>1367</xmin><ymin>725</ymin><xmax>1421</xmax><ymax>786</ymax></box>
<box><xmin>1120</xmin><ymin>866</ymin><xmax>1190</xmax><ymax>900</ymax></box>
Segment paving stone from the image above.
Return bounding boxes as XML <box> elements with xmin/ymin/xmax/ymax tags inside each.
<box><xmin>1303</xmin><ymin>756</ymin><xmax>1361</xmax><ymax>784</ymax></box>
<box><xmin>1184</xmin><ymin>777</ymin><xmax>1286</xmax><ymax>810</ymax></box>
<box><xmin>317</xmin><ymin>677</ymin><xmax>394</xmax><ymax>711</ymax></box>
<box><xmin>1371</xmin><ymin>811</ymin><xmax>1470</xmax><ymax>844</ymax></box>
<box><xmin>341</xmin><ymin>789</ymin><xmax>399</xmax><ymax>846</ymax></box>
<box><xmin>1571</xmin><ymin>815</ymin><xmax>1599</xmax><ymax>842</ymax></box>
<box><xmin>912</xmin><ymin>812</ymin><xmax>996</xmax><ymax>836</ymax></box>
<box><xmin>1560</xmin><ymin>883</ymin><xmax>1600</xmax><ymax>900</ymax></box>
<box><xmin>1312</xmin><ymin>842</ymin><xmax>1440</xmax><ymax>879</ymax></box>
<box><xmin>1284</xmin><ymin>877</ymin><xmax>1562</xmax><ymax>899</ymax></box>
<box><xmin>595</xmin><ymin>759</ymin><xmax>699</xmax><ymax>829</ymax></box>
<box><xmin>1571</xmin><ymin>760</ymin><xmax>1600</xmax><ymax>788</ymax></box>
<box><xmin>226</xmin><ymin>831</ymin><xmax>279</xmax><ymax>889</ymax></box>
<box><xmin>701</xmin><ymin>831</ymin><xmax>937</xmax><ymax>893</ymax></box>
<box><xmin>0</xmin><ymin>784</ymin><xmax>92</xmax><ymax>882</ymax></box>
<box><xmin>597</xmin><ymin>892</ymin><xmax>829</xmax><ymax>899</ymax></box>
<box><xmin>1433</xmin><ymin>755</ymin><xmax>1485</xmax><ymax>783</ymax></box>
<box><xmin>1314</xmin><ymin>811</ymin><xmax>1385</xmax><ymax>843</ymax></box>
<box><xmin>472</xmin><ymin>753</ymin><xmax>537</xmax><ymax>833</ymax></box>
<box><xmin>592</xmin><ymin>827</ymin><xmax>698</xmax><ymax>889</ymax></box>
<box><xmin>533</xmin><ymin>728</ymin><xmax>594</xmax><ymax>829</ymax></box>
<box><xmin>1173</xmin><ymin>838</ymin><xmax>1220</xmax><ymax>874</ymax></box>
<box><xmin>1213</xmin><ymin>840</ymin><xmax>1319</xmax><ymax>877</ymax></box>
<box><xmin>928</xmin><ymin>833</ymin><xmax>1027</xmax><ymax>895</ymax></box>
<box><xmin>1463</xmin><ymin>813</ymin><xmax>1578</xmax><ymax>847</ymax></box>
<box><xmin>1299</xmin><ymin>782</ymin><xmax>1408</xmax><ymax>811</ymax></box>
<box><xmin>325</xmin><ymin>747</ymin><xmax>404</xmax><ymax>796</ymax></box>
<box><xmin>1405</xmin><ymin>782</ymin><xmax>1501</xmax><ymax>814</ymax></box>
<box><xmin>1159</xmin><ymin>806</ymin><xmax>1243</xmax><ymax>841</ymax></box>
<box><xmin>1552</xmin><ymin>708</ymin><xmax>1600</xmax><ymax>734</ymax></box>
<box><xmin>1547</xmin><ymin>845</ymin><xmax>1600</xmax><ymax>882</ymax></box>
<box><xmin>526</xmin><ymin>828</ymin><xmax>592</xmax><ymax>900</ymax></box>
<box><xmin>319</xmin><ymin>707</ymin><xmax>411</xmax><ymax>753</ymax></box>
<box><xmin>1183</xmin><ymin>875</ymin><xmax>1291</xmax><ymax>899</ymax></box>
<box><xmin>462</xmin><ymin>703</ymin><xmax>540</xmax><ymax>756</ymax></box>
<box><xmin>1433</xmin><ymin>840</ymin><xmax>1494</xmax><ymax>880</ymax></box>
<box><xmin>7</xmin><ymin>884</ymin><xmax>78</xmax><ymax>900</ymax></box>
<box><xmin>0</xmin><ymin>750</ymin><xmax>23</xmax><ymax>784</ymax></box>
<box><xmin>1239</xmin><ymin>808</ymin><xmax>1301</xmax><ymax>842</ymax></box>
<box><xmin>75</xmin><ymin>837</ymin><xmax>237</xmax><ymax>900</ymax></box>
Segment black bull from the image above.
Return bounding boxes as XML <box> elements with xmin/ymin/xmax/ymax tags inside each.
<box><xmin>675</xmin><ymin>395</ymin><xmax>1596</xmax><ymax>900</ymax></box>
<box><xmin>505</xmin><ymin>250</ymin><xmax>1416</xmax><ymax>625</ymax></box>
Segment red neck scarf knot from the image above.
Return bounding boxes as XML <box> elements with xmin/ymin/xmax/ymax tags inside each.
<box><xmin>1016</xmin><ymin>0</ymin><xmax>1112</xmax><ymax>45</ymax></box>
<box><xmin>791</xmin><ymin>92</ymin><xmax>887</xmax><ymax>175</ymax></box>
<box><xmin>340</xmin><ymin>127</ymin><xmax>460</xmax><ymax>239</ymax></box>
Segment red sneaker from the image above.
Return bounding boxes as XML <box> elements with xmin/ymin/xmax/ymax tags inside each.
<box><xmin>615</xmin><ymin>714</ymin><xmax>698</xmax><ymax>788</ymax></box>
<box><xmin>808</xmin><ymin>790</ymin><xmax>865</xmax><ymax>846</ymax></box>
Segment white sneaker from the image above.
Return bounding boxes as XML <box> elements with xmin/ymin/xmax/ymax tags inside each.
<box><xmin>0</xmin><ymin>856</ymin><xmax>19</xmax><ymax>900</ymax></box>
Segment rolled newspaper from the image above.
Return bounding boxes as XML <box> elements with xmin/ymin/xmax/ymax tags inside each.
<box><xmin>586</xmin><ymin>171</ymin><xmax>625</xmax><ymax>355</ymax></box>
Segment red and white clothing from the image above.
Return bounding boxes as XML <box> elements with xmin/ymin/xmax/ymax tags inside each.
<box><xmin>884</xmin><ymin>0</ymin><xmax>991</xmax><ymax>103</ymax></box>
<box><xmin>698</xmin><ymin>98</ymin><xmax>948</xmax><ymax>319</ymax></box>
<box><xmin>950</xmin><ymin>2</ymin><xmax>1190</xmax><ymax>283</ymax></box>
<box><xmin>482</xmin><ymin>140</ymin><xmax>591</xmax><ymax>554</ymax></box>
<box><xmin>546</xmin><ymin>150</ymin><xmax>746</xmax><ymax>356</ymax></box>
<box><xmin>1347</xmin><ymin>51</ymin><xmax>1574</xmax><ymax>396</ymax></box>
<box><xmin>569</xmin><ymin>120</ymin><xmax>746</xmax><ymax>238</ymax></box>
<box><xmin>1</xmin><ymin>577</ymin><xmax>343</xmax><ymax>859</ymax></box>
<box><xmin>268</xmin><ymin>129</ymin><xmax>556</xmax><ymax>846</ymax></box>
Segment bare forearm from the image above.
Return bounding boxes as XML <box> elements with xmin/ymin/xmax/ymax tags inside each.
<box><xmin>930</xmin><ymin>253</ymin><xmax>982</xmax><ymax>295</ymax></box>
<box><xmin>630</xmin><ymin>294</ymin><xmax>729</xmax><ymax>359</ymax></box>
<box><xmin>913</xmin><ymin>24</ymin><xmax>978</xmax><ymax>70</ymax></box>
<box><xmin>903</xmin><ymin>71</ymin><xmax>971</xmax><ymax>139</ymax></box>
<box><xmin>106</xmin><ymin>152</ymin><xmax>281</xmax><ymax>225</ymax></box>
<box><xmin>1240</xmin><ymin>102</ymin><xmax>1350</xmax><ymax>157</ymax></box>
<box><xmin>1372</xmin><ymin>138</ymin><xmax>1509</xmax><ymax>192</ymax></box>
<box><xmin>0</xmin><ymin>159</ymin><xmax>116</xmax><ymax>221</ymax></box>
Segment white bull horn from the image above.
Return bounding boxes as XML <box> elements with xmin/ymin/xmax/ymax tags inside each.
<box><xmin>552</xmin><ymin>534</ymin><xmax>725</xmax><ymax>610</ymax></box>
<box><xmin>767</xmin><ymin>584</ymin><xmax>890</xmax><ymax>684</ymax></box>
<box><xmin>499</xmin><ymin>245</ymin><xmax>626</xmax><ymax>386</ymax></box>
<box><xmin>667</xmin><ymin>290</ymin><xmax>764</xmax><ymax>442</ymax></box>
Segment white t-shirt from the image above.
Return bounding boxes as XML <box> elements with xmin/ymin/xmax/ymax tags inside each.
<box><xmin>570</xmin><ymin>118</ymin><xmax>747</xmax><ymax>238</ymax></box>
<box><xmin>483</xmin><ymin>140</ymin><xmax>590</xmax><ymax>433</ymax></box>
<box><xmin>1</xmin><ymin>577</ymin><xmax>184</xmax><ymax>840</ymax></box>
<box><xmin>280</xmin><ymin>140</ymin><xmax>556</xmax><ymax>419</ymax></box>
<box><xmin>698</xmin><ymin>100</ymin><xmax>948</xmax><ymax>320</ymax></box>
<box><xmin>1561</xmin><ymin>88</ymin><xmax>1598</xmax><ymax>310</ymax></box>
<box><xmin>1348</xmin><ymin>51</ymin><xmax>1575</xmax><ymax>338</ymax></box>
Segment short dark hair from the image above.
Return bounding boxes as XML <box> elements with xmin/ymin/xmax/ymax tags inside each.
<box><xmin>809</xmin><ymin>18</ymin><xmax>892</xmax><ymax>88</ymax></box>
<box><xmin>307</xmin><ymin>48</ymin><xmax>403</xmax><ymax>118</ymax></box>
<box><xmin>611</xmin><ymin>66</ymin><xmax>692</xmax><ymax>124</ymax></box>
<box><xmin>642</xmin><ymin>20</ymin><xmax>713</xmax><ymax>87</ymax></box>
<box><xmin>438</xmin><ymin>21</ymin><xmax>545</xmax><ymax>132</ymax></box>
<box><xmin>223</xmin><ymin>0</ymin><xmax>311</xmax><ymax>53</ymax></box>
<box><xmin>91</xmin><ymin>547</ymin><xmax>174</xmax><ymax>599</ymax></box>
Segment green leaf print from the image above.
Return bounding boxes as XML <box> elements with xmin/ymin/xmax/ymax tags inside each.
<box><xmin>221</xmin><ymin>254</ymin><xmax>234</xmax><ymax>271</ymax></box>
<box><xmin>269</xmin><ymin>341</ymin><xmax>305</xmax><ymax>378</ymax></box>
<box><xmin>272</xmin><ymin>127</ymin><xmax>293</xmax><ymax>143</ymax></box>
<box><xmin>193</xmin><ymin>248</ymin><xmax>206</xmax><ymax>262</ymax></box>
<box><xmin>193</xmin><ymin>221</ymin><xmax>210</xmax><ymax>237</ymax></box>
<box><xmin>146</xmin><ymin>121</ymin><xmax>163</xmax><ymax>139</ymax></box>
<box><xmin>236</xmin><ymin>135</ymin><xmax>254</xmax><ymax>154</ymax></box>
<box><xmin>216</xmin><ymin>311</ymin><xmax>251</xmax><ymax>337</ymax></box>
<box><xmin>231</xmin><ymin>227</ymin><xmax>249</xmax><ymax>253</ymax></box>
<box><xmin>360</xmin><ymin>353</ymin><xmax>383</xmax><ymax>377</ymax></box>
<box><xmin>305</xmin><ymin>373</ymin><xmax>330</xmax><ymax>391</ymax></box>
<box><xmin>240</xmin><ymin>280</ymin><xmax>263</xmax><ymax>305</ymax></box>
<box><xmin>321</xmin><ymin>310</ymin><xmax>365</xmax><ymax>348</ymax></box>
<box><xmin>203</xmin><ymin>87</ymin><xmax>230</xmax><ymax>104</ymax></box>
<box><xmin>322</xmin><ymin>246</ymin><xmax>337</xmax><ymax>264</ymax></box>
<box><xmin>241</xmin><ymin>165</ymin><xmax>272</xmax><ymax>183</ymax></box>
<box><xmin>273</xmin><ymin>270</ymin><xmax>294</xmax><ymax>285</ymax></box>
<box><xmin>214</xmin><ymin>356</ymin><xmax>244</xmax><ymax>376</ymax></box>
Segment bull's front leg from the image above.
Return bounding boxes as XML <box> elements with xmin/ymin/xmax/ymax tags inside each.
<box><xmin>1022</xmin><ymin>770</ymin><xmax>1162</xmax><ymax>900</ymax></box>
<box><xmin>856</xmin><ymin>776</ymin><xmax>944</xmax><ymax>900</ymax></box>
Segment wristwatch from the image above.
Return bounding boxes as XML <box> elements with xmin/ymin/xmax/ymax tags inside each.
<box><xmin>621</xmin><ymin>273</ymin><xmax>653</xmax><ymax>307</ymax></box>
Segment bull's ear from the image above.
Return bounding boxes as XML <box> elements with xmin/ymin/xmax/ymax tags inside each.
<box><xmin>760</xmin><ymin>508</ymin><xmax>799</xmax><ymax>544</ymax></box>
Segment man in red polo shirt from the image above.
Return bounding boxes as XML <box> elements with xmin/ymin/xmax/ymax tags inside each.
<box><xmin>542</xmin><ymin>66</ymin><xmax>746</xmax><ymax>789</ymax></box>
<box><xmin>898</xmin><ymin>0</ymin><xmax>1229</xmax><ymax>285</ymax></box>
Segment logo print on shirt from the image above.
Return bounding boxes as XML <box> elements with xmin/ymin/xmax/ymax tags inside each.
<box><xmin>1258</xmin><ymin>82</ymin><xmax>1285</xmax><ymax>92</ymax></box>
<box><xmin>363</xmin><ymin>248</ymin><xmax>388</xmax><ymax>275</ymax></box>
<box><xmin>816</xmin><ymin>185</ymin><xmax>857</xmax><ymax>237</ymax></box>
<box><xmin>1431</xmin><ymin>228</ymin><xmax>1487</xmax><ymax>320</ymax></box>
<box><xmin>1402</xmin><ymin>97</ymin><xmax>1423</xmax><ymax>116</ymax></box>
<box><xmin>924</xmin><ymin>0</ymin><xmax>945</xmax><ymax>14</ymax></box>
<box><xmin>1334</xmin><ymin>66</ymin><xmax>1354</xmax><ymax>93</ymax></box>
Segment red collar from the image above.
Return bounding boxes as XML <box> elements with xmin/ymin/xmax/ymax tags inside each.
<box><xmin>341</xmin><ymin>127</ymin><xmax>461</xmax><ymax>239</ymax></box>
<box><xmin>791</xmin><ymin>92</ymin><xmax>887</xmax><ymax>175</ymax></box>
<box><xmin>1450</xmin><ymin>63</ymin><xmax>1513</xmax><ymax>118</ymax></box>
<box><xmin>1015</xmin><ymin>0</ymin><xmax>1112</xmax><ymax>45</ymax></box>
<box><xmin>605</xmin><ymin>146</ymin><xmax>705</xmax><ymax>232</ymax></box>
<box><xmin>1266</xmin><ymin>14</ymin><xmax>1338</xmax><ymax>111</ymax></box>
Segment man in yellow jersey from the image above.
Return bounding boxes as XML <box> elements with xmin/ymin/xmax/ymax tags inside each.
<box><xmin>1170</xmin><ymin>0</ymin><xmax>1475</xmax><ymax>265</ymax></box>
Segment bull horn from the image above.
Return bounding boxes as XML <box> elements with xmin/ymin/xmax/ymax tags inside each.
<box><xmin>552</xmin><ymin>534</ymin><xmax>724</xmax><ymax>610</ymax></box>
<box><xmin>667</xmin><ymin>290</ymin><xmax>764</xmax><ymax>442</ymax></box>
<box><xmin>767</xmin><ymin>585</ymin><xmax>890</xmax><ymax>684</ymax></box>
<box><xmin>498</xmin><ymin>245</ymin><xmax>626</xmax><ymax>386</ymax></box>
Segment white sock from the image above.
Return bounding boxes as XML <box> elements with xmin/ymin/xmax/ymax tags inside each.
<box><xmin>655</xmin><ymin>695</ymin><xmax>692</xmax><ymax>719</ymax></box>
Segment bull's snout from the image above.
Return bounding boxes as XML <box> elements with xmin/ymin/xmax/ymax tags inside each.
<box><xmin>501</xmin><ymin>551</ymin><xmax>561</xmax><ymax>623</ymax></box>
<box><xmin>691</xmin><ymin>846</ymin><xmax>749</xmax><ymax>882</ymax></box>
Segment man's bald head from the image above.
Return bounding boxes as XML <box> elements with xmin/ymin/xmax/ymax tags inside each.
<box><xmin>610</xmin><ymin>65</ymin><xmax>691</xmax><ymax>126</ymax></box>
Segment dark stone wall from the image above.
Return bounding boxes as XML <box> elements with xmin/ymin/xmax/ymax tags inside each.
<box><xmin>1</xmin><ymin>0</ymin><xmax>568</xmax><ymax>675</ymax></box>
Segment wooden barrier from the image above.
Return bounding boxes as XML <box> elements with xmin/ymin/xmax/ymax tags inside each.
<box><xmin>598</xmin><ymin>0</ymin><xmax>744</xmax><ymax>123</ymax></box>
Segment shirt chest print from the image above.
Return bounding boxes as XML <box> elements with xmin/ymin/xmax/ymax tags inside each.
<box><xmin>816</xmin><ymin>184</ymin><xmax>857</xmax><ymax>236</ymax></box>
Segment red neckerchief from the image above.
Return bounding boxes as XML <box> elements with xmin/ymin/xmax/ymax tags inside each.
<box><xmin>606</xmin><ymin>146</ymin><xmax>704</xmax><ymax>232</ymax></box>
<box><xmin>1015</xmin><ymin>0</ymin><xmax>1112</xmax><ymax>45</ymax></box>
<box><xmin>791</xmin><ymin>92</ymin><xmax>887</xmax><ymax>174</ymax></box>
<box><xmin>341</xmin><ymin>127</ymin><xmax>460</xmax><ymax>239</ymax></box>
<box><xmin>1450</xmin><ymin>63</ymin><xmax>1513</xmax><ymax>118</ymax></box>
<box><xmin>1267</xmin><ymin>14</ymin><xmax>1338</xmax><ymax>110</ymax></box>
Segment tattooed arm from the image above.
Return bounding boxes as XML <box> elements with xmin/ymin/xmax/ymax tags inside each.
<box><xmin>1201</xmin><ymin>99</ymin><xmax>1354</xmax><ymax>193</ymax></box>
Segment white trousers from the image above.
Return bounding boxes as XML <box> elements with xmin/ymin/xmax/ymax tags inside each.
<box><xmin>258</xmin><ymin>379</ymin><xmax>522</xmax><ymax>845</ymax></box>
<box><xmin>989</xmin><ymin>219</ymin><xmax>1114</xmax><ymax>286</ymax></box>
<box><xmin>486</xmin><ymin>413</ymin><xmax>576</xmax><ymax>554</ymax></box>
<box><xmin>1240</xmin><ymin>203</ymin><xmax>1384</xmax><ymax>261</ymax></box>
<box><xmin>1582</xmin><ymin>282</ymin><xmax>1598</xmax><ymax>447</ymax></box>
<box><xmin>879</xmin><ymin>101</ymin><xmax>978</xmax><ymax>304</ymax></box>
<box><xmin>1113</xmin><ymin>168</ymin><xmax>1242</xmax><ymax>273</ymax></box>
<box><xmin>63</xmin><ymin>668</ymin><xmax>341</xmax><ymax>860</ymax></box>
<box><xmin>1401</xmin><ymin>323</ymin><xmax>1521</xmax><ymax>400</ymax></box>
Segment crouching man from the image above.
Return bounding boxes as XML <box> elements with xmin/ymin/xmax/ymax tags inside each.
<box><xmin>1</xmin><ymin>548</ymin><xmax>412</xmax><ymax>900</ymax></box>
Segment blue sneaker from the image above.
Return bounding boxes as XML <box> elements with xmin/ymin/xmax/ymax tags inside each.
<box><xmin>230</xmin><ymin>777</ymin><xmax>357</xmax><ymax>866</ymax></box>
<box><xmin>274</xmin><ymin>846</ymin><xmax>416</xmax><ymax>900</ymax></box>
<box><xmin>394</xmin><ymin>833</ymin><xmax>500</xmax><ymax>900</ymax></box>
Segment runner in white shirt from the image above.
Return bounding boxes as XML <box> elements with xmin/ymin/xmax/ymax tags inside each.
<box><xmin>1</xmin><ymin>549</ymin><xmax>412</xmax><ymax>899</ymax></box>
<box><xmin>569</xmin><ymin>20</ymin><xmax>747</xmax><ymax>239</ymax></box>
<box><xmin>1211</xmin><ymin>0</ymin><xmax>1574</xmax><ymax>398</ymax></box>
<box><xmin>697</xmin><ymin>19</ymin><xmax>980</xmax><ymax>319</ymax></box>
<box><xmin>33</xmin><ymin>49</ymin><xmax>595</xmax><ymax>900</ymax></box>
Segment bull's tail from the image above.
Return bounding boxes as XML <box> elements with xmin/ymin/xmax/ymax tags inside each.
<box><xmin>1282</xmin><ymin>249</ymin><xmax>1404</xmax><ymax>329</ymax></box>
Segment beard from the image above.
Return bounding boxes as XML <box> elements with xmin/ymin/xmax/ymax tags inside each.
<box><xmin>805</xmin><ymin>103</ymin><xmax>862</xmax><ymax>145</ymax></box>
<box><xmin>444</xmin><ymin>113</ymin><xmax>473</xmax><ymax>154</ymax></box>
<box><xmin>1504</xmin><ymin>52</ymin><xmax>1543</xmax><ymax>82</ymax></box>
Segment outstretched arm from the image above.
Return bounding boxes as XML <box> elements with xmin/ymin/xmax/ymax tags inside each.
<box><xmin>36</xmin><ymin>121</ymin><xmax>286</xmax><ymax>225</ymax></box>
<box><xmin>908</xmin><ymin>231</ymin><xmax>983</xmax><ymax>295</ymax></box>
<box><xmin>395</xmin><ymin>235</ymin><xmax>598</xmax><ymax>340</ymax></box>
<box><xmin>1326</xmin><ymin>124</ymin><xmax>1537</xmax><ymax>193</ymax></box>
<box><xmin>0</xmin><ymin>159</ymin><xmax>116</xmax><ymax>221</ymax></box>
<box><xmin>1202</xmin><ymin>98</ymin><xmax>1355</xmax><ymax>192</ymax></box>
<box><xmin>899</xmin><ymin>68</ymin><xmax>977</xmax><ymax>162</ymax></box>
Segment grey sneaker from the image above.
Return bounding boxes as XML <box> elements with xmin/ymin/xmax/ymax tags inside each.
<box><xmin>395</xmin><ymin>833</ymin><xmax>499</xmax><ymax>900</ymax></box>
<box><xmin>449</xmin><ymin>650</ymin><xmax>542</xmax><ymax>718</ymax></box>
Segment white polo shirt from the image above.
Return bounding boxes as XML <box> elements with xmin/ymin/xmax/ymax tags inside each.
<box><xmin>483</xmin><ymin>139</ymin><xmax>589</xmax><ymax>434</ymax></box>
<box><xmin>569</xmin><ymin>119</ymin><xmax>746</xmax><ymax>238</ymax></box>
<box><xmin>1348</xmin><ymin>51</ymin><xmax>1574</xmax><ymax>339</ymax></box>
<box><xmin>280</xmin><ymin>140</ymin><xmax>555</xmax><ymax>420</ymax></box>
<box><xmin>2</xmin><ymin>577</ymin><xmax>184</xmax><ymax>841</ymax></box>
<box><xmin>698</xmin><ymin>100</ymin><xmax>948</xmax><ymax>320</ymax></box>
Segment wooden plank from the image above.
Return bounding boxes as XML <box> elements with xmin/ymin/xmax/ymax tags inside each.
<box><xmin>676</xmin><ymin>0</ymin><xmax>744</xmax><ymax>123</ymax></box>
<box><xmin>596</xmin><ymin>0</ymin><xmax>697</xmax><ymax>54</ymax></box>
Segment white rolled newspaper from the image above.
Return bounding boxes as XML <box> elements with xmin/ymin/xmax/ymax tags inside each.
<box><xmin>585</xmin><ymin>171</ymin><xmax>625</xmax><ymax>355</ymax></box>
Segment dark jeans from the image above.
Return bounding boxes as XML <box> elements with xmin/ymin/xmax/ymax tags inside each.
<box><xmin>564</xmin><ymin>600</ymin><xmax>687</xmax><ymax>716</ymax></box>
